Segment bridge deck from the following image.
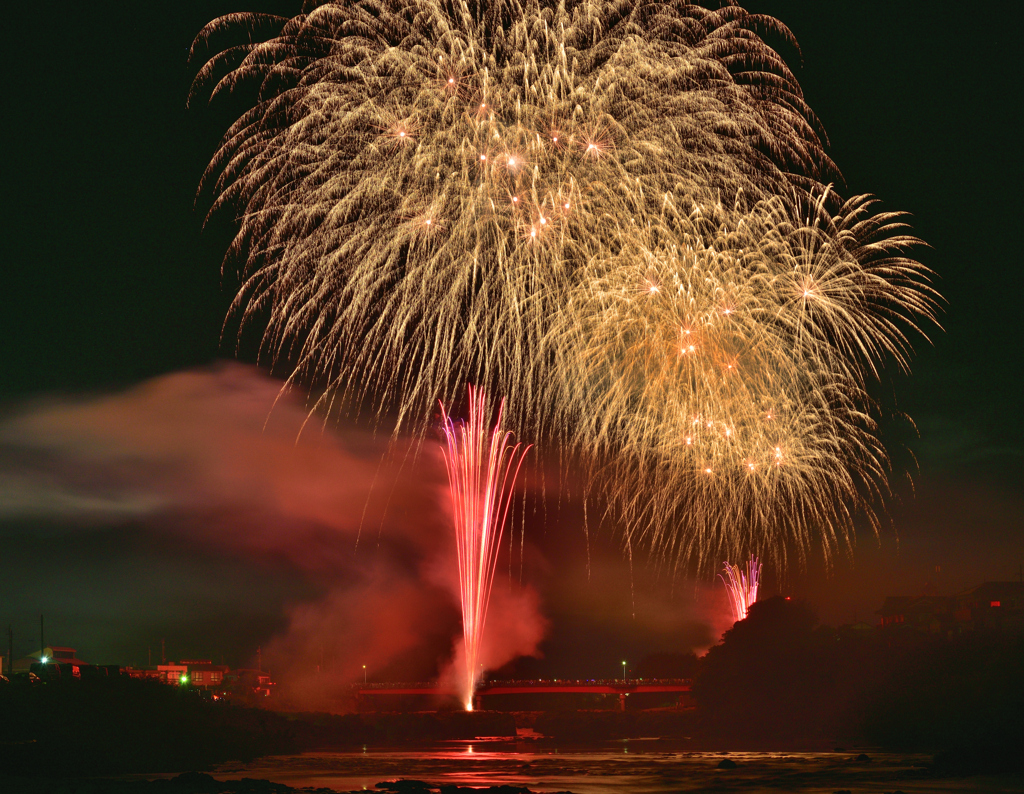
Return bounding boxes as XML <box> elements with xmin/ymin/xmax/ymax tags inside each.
<box><xmin>355</xmin><ymin>680</ymin><xmax>691</xmax><ymax>697</ymax></box>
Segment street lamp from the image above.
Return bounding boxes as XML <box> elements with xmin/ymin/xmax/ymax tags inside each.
<box><xmin>362</xmin><ymin>665</ymin><xmax>367</xmax><ymax>685</ymax></box>
<box><xmin>622</xmin><ymin>660</ymin><xmax>626</xmax><ymax>681</ymax></box>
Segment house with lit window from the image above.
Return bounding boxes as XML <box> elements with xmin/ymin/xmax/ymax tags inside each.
<box><xmin>877</xmin><ymin>581</ymin><xmax>1024</xmax><ymax>636</ymax></box>
<box><xmin>876</xmin><ymin>595</ymin><xmax>954</xmax><ymax>633</ymax></box>
<box><xmin>952</xmin><ymin>581</ymin><xmax>1024</xmax><ymax>634</ymax></box>
<box><xmin>155</xmin><ymin>659</ymin><xmax>229</xmax><ymax>689</ymax></box>
<box><xmin>183</xmin><ymin>660</ymin><xmax>230</xmax><ymax>689</ymax></box>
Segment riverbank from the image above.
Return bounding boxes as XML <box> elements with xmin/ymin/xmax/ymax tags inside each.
<box><xmin>0</xmin><ymin>771</ymin><xmax>571</xmax><ymax>794</ymax></box>
<box><xmin>3</xmin><ymin>676</ymin><xmax>1022</xmax><ymax>789</ymax></box>
<box><xmin>7</xmin><ymin>749</ymin><xmax>1019</xmax><ymax>794</ymax></box>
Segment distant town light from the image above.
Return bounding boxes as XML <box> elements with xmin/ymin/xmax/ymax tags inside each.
<box><xmin>40</xmin><ymin>656</ymin><xmax>48</xmax><ymax>664</ymax></box>
<box><xmin>180</xmin><ymin>674</ymin><xmax>188</xmax><ymax>684</ymax></box>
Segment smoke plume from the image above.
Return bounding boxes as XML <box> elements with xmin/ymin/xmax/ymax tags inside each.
<box><xmin>0</xmin><ymin>363</ymin><xmax>547</xmax><ymax>708</ymax></box>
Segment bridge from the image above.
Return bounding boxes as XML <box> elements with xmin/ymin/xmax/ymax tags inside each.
<box><xmin>354</xmin><ymin>679</ymin><xmax>692</xmax><ymax>711</ymax></box>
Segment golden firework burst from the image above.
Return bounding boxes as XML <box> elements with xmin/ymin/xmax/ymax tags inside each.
<box><xmin>189</xmin><ymin>0</ymin><xmax>939</xmax><ymax>569</ymax></box>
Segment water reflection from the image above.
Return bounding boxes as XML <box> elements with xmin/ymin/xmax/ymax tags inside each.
<box><xmin>208</xmin><ymin>744</ymin><xmax>1006</xmax><ymax>793</ymax></box>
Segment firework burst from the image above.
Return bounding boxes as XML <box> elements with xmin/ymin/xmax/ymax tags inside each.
<box><xmin>440</xmin><ymin>386</ymin><xmax>530</xmax><ymax>709</ymax></box>
<box><xmin>190</xmin><ymin>0</ymin><xmax>939</xmax><ymax>569</ymax></box>
<box><xmin>720</xmin><ymin>557</ymin><xmax>762</xmax><ymax>622</ymax></box>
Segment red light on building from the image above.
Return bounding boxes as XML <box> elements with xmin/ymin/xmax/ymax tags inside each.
<box><xmin>990</xmin><ymin>600</ymin><xmax>1000</xmax><ymax>607</ymax></box>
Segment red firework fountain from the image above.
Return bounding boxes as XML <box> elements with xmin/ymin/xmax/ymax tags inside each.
<box><xmin>720</xmin><ymin>557</ymin><xmax>762</xmax><ymax>623</ymax></box>
<box><xmin>440</xmin><ymin>386</ymin><xmax>531</xmax><ymax>710</ymax></box>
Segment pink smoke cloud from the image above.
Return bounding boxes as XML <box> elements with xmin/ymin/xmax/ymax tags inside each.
<box><xmin>0</xmin><ymin>363</ymin><xmax>548</xmax><ymax>708</ymax></box>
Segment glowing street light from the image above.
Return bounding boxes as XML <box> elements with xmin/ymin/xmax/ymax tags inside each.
<box><xmin>40</xmin><ymin>656</ymin><xmax>49</xmax><ymax>664</ymax></box>
<box><xmin>362</xmin><ymin>665</ymin><xmax>367</xmax><ymax>685</ymax></box>
<box><xmin>621</xmin><ymin>660</ymin><xmax>627</xmax><ymax>681</ymax></box>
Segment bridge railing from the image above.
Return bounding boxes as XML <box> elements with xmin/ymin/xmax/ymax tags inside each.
<box><xmin>352</xmin><ymin>678</ymin><xmax>692</xmax><ymax>690</ymax></box>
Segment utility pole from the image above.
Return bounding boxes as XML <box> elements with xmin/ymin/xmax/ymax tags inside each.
<box><xmin>161</xmin><ymin>638</ymin><xmax>166</xmax><ymax>665</ymax></box>
<box><xmin>7</xmin><ymin>625</ymin><xmax>12</xmax><ymax>676</ymax></box>
<box><xmin>40</xmin><ymin>615</ymin><xmax>45</xmax><ymax>661</ymax></box>
<box><xmin>257</xmin><ymin>646</ymin><xmax>262</xmax><ymax>672</ymax></box>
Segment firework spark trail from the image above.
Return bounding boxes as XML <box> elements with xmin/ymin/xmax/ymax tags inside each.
<box><xmin>720</xmin><ymin>557</ymin><xmax>762</xmax><ymax>622</ymax></box>
<box><xmin>189</xmin><ymin>0</ymin><xmax>940</xmax><ymax>570</ymax></box>
<box><xmin>440</xmin><ymin>386</ymin><xmax>530</xmax><ymax>709</ymax></box>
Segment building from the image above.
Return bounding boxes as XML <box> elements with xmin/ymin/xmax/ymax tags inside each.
<box><xmin>13</xmin><ymin>646</ymin><xmax>90</xmax><ymax>673</ymax></box>
<box><xmin>232</xmin><ymin>668</ymin><xmax>274</xmax><ymax>699</ymax></box>
<box><xmin>952</xmin><ymin>581</ymin><xmax>1024</xmax><ymax>634</ymax></box>
<box><xmin>150</xmin><ymin>659</ymin><xmax>230</xmax><ymax>689</ymax></box>
<box><xmin>876</xmin><ymin>595</ymin><xmax>954</xmax><ymax>633</ymax></box>
<box><xmin>124</xmin><ymin>659</ymin><xmax>276</xmax><ymax>700</ymax></box>
<box><xmin>876</xmin><ymin>581</ymin><xmax>1024</xmax><ymax>636</ymax></box>
<box><xmin>176</xmin><ymin>659</ymin><xmax>230</xmax><ymax>689</ymax></box>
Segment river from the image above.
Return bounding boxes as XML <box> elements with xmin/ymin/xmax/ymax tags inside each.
<box><xmin>207</xmin><ymin>741</ymin><xmax>1023</xmax><ymax>793</ymax></box>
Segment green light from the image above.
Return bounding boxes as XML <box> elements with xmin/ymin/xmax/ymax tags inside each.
<box><xmin>40</xmin><ymin>656</ymin><xmax>49</xmax><ymax>664</ymax></box>
<box><xmin>180</xmin><ymin>674</ymin><xmax>188</xmax><ymax>684</ymax></box>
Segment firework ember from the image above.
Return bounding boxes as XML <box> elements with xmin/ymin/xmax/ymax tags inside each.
<box><xmin>720</xmin><ymin>558</ymin><xmax>762</xmax><ymax>623</ymax></box>
<box><xmin>440</xmin><ymin>386</ymin><xmax>530</xmax><ymax>709</ymax></box>
<box><xmin>190</xmin><ymin>0</ymin><xmax>939</xmax><ymax>568</ymax></box>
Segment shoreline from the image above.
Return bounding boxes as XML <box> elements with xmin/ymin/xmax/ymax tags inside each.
<box><xmin>4</xmin><ymin>749</ymin><xmax>1023</xmax><ymax>794</ymax></box>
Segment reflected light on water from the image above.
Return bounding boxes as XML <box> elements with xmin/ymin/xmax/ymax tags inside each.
<box><xmin>213</xmin><ymin>748</ymin><xmax>988</xmax><ymax>793</ymax></box>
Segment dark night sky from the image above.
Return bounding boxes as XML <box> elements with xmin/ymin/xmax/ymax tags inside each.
<box><xmin>2</xmin><ymin>2</ymin><xmax>1022</xmax><ymax>682</ymax></box>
